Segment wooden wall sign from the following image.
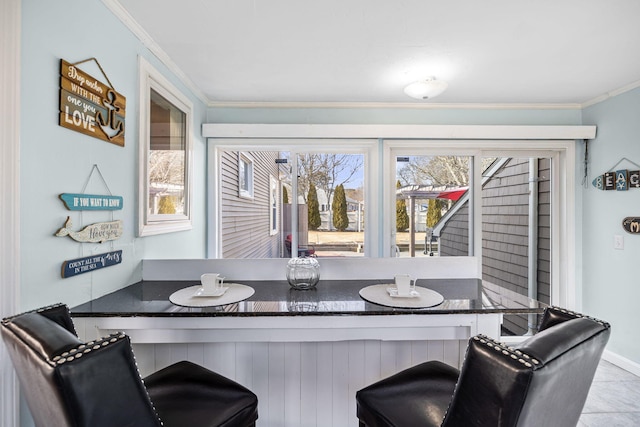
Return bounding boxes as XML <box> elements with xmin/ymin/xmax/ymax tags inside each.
<box><xmin>59</xmin><ymin>58</ymin><xmax>126</xmax><ymax>147</ymax></box>
<box><xmin>59</xmin><ymin>193</ymin><xmax>123</xmax><ymax>211</ymax></box>
<box><xmin>592</xmin><ymin>169</ymin><xmax>640</xmax><ymax>190</ymax></box>
<box><xmin>55</xmin><ymin>217</ymin><xmax>123</xmax><ymax>243</ymax></box>
<box><xmin>61</xmin><ymin>250</ymin><xmax>122</xmax><ymax>278</ymax></box>
<box><xmin>623</xmin><ymin>217</ymin><xmax>640</xmax><ymax>234</ymax></box>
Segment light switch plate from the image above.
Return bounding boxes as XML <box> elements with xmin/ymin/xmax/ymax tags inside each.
<box><xmin>614</xmin><ymin>235</ymin><xmax>624</xmax><ymax>250</ymax></box>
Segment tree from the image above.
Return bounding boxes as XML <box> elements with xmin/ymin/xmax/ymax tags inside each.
<box><xmin>397</xmin><ymin>155</ymin><xmax>496</xmax><ymax>187</ymax></box>
<box><xmin>398</xmin><ymin>156</ymin><xmax>469</xmax><ymax>186</ymax></box>
<box><xmin>332</xmin><ymin>184</ymin><xmax>349</xmax><ymax>231</ymax></box>
<box><xmin>395</xmin><ymin>180</ymin><xmax>409</xmax><ymax>231</ymax></box>
<box><xmin>158</xmin><ymin>196</ymin><xmax>176</xmax><ymax>214</ymax></box>
<box><xmin>282</xmin><ymin>185</ymin><xmax>289</xmax><ymax>204</ymax></box>
<box><xmin>296</xmin><ymin>153</ymin><xmax>363</xmax><ymax>208</ymax></box>
<box><xmin>307</xmin><ymin>183</ymin><xmax>321</xmax><ymax>230</ymax></box>
<box><xmin>427</xmin><ymin>198</ymin><xmax>446</xmax><ymax>228</ymax></box>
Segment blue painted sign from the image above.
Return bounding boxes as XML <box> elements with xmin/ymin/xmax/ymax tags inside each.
<box><xmin>59</xmin><ymin>193</ymin><xmax>123</xmax><ymax>210</ymax></box>
<box><xmin>616</xmin><ymin>170</ymin><xmax>628</xmax><ymax>191</ymax></box>
<box><xmin>61</xmin><ymin>250</ymin><xmax>122</xmax><ymax>278</ymax></box>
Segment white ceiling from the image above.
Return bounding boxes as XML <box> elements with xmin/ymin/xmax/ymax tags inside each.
<box><xmin>115</xmin><ymin>0</ymin><xmax>640</xmax><ymax>106</ymax></box>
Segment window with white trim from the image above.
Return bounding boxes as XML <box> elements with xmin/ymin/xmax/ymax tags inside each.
<box><xmin>239</xmin><ymin>152</ymin><xmax>254</xmax><ymax>199</ymax></box>
<box><xmin>138</xmin><ymin>57</ymin><xmax>193</xmax><ymax>236</ymax></box>
<box><xmin>270</xmin><ymin>175</ymin><xmax>278</xmax><ymax>235</ymax></box>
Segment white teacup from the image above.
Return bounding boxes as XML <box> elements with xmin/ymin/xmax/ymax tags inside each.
<box><xmin>201</xmin><ymin>273</ymin><xmax>224</xmax><ymax>293</ymax></box>
<box><xmin>394</xmin><ymin>274</ymin><xmax>413</xmax><ymax>296</ymax></box>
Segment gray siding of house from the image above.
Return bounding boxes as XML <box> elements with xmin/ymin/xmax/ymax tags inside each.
<box><xmin>438</xmin><ymin>158</ymin><xmax>551</xmax><ymax>334</ymax></box>
<box><xmin>439</xmin><ymin>205</ymin><xmax>469</xmax><ymax>257</ymax></box>
<box><xmin>482</xmin><ymin>159</ymin><xmax>531</xmax><ymax>294</ymax></box>
<box><xmin>221</xmin><ymin>151</ymin><xmax>280</xmax><ymax>258</ymax></box>
<box><xmin>536</xmin><ymin>158</ymin><xmax>551</xmax><ymax>304</ymax></box>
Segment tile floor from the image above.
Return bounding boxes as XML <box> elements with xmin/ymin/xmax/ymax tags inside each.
<box><xmin>579</xmin><ymin>360</ymin><xmax>640</xmax><ymax>426</ymax></box>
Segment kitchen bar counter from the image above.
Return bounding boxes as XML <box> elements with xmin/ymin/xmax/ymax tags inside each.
<box><xmin>70</xmin><ymin>278</ymin><xmax>546</xmax><ymax>427</ymax></box>
<box><xmin>71</xmin><ymin>278</ymin><xmax>544</xmax><ymax>317</ymax></box>
<box><xmin>70</xmin><ymin>259</ymin><xmax>547</xmax><ymax>427</ymax></box>
<box><xmin>70</xmin><ymin>278</ymin><xmax>545</xmax><ymax>345</ymax></box>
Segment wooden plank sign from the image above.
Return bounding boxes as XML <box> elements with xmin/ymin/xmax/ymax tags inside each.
<box><xmin>55</xmin><ymin>217</ymin><xmax>123</xmax><ymax>243</ymax></box>
<box><xmin>623</xmin><ymin>217</ymin><xmax>640</xmax><ymax>234</ymax></box>
<box><xmin>59</xmin><ymin>59</ymin><xmax>126</xmax><ymax>147</ymax></box>
<box><xmin>59</xmin><ymin>193</ymin><xmax>123</xmax><ymax>211</ymax></box>
<box><xmin>593</xmin><ymin>169</ymin><xmax>640</xmax><ymax>190</ymax></box>
<box><xmin>61</xmin><ymin>250</ymin><xmax>122</xmax><ymax>278</ymax></box>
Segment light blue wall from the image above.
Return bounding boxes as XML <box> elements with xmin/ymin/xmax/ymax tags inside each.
<box><xmin>208</xmin><ymin>106</ymin><xmax>582</xmax><ymax>125</ymax></box>
<box><xmin>20</xmin><ymin>0</ymin><xmax>207</xmax><ymax>311</ymax></box>
<box><xmin>582</xmin><ymin>89</ymin><xmax>640</xmax><ymax>364</ymax></box>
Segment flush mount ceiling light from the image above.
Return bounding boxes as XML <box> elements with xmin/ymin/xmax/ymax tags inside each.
<box><xmin>403</xmin><ymin>77</ymin><xmax>448</xmax><ymax>100</ymax></box>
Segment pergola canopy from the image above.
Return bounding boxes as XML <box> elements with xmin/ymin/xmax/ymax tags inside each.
<box><xmin>396</xmin><ymin>185</ymin><xmax>467</xmax><ymax>202</ymax></box>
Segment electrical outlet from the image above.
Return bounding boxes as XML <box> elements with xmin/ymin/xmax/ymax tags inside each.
<box><xmin>614</xmin><ymin>235</ymin><xmax>624</xmax><ymax>250</ymax></box>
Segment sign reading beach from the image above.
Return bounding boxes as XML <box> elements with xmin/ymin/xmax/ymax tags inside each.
<box><xmin>59</xmin><ymin>59</ymin><xmax>126</xmax><ymax>146</ymax></box>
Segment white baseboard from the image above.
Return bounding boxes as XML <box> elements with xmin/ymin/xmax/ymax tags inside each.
<box><xmin>602</xmin><ymin>349</ymin><xmax>640</xmax><ymax>378</ymax></box>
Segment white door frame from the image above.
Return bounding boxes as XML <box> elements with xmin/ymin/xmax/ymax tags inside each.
<box><xmin>1</xmin><ymin>0</ymin><xmax>21</xmax><ymax>425</ymax></box>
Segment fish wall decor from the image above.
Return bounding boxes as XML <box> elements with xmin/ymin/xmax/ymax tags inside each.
<box><xmin>55</xmin><ymin>216</ymin><xmax>123</xmax><ymax>243</ymax></box>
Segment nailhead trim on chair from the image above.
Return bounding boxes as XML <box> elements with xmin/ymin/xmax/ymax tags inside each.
<box><xmin>52</xmin><ymin>332</ymin><xmax>127</xmax><ymax>366</ymax></box>
<box><xmin>547</xmin><ymin>306</ymin><xmax>610</xmax><ymax>328</ymax></box>
<box><xmin>473</xmin><ymin>335</ymin><xmax>540</xmax><ymax>369</ymax></box>
<box><xmin>50</xmin><ymin>330</ymin><xmax>166</xmax><ymax>425</ymax></box>
<box><xmin>1</xmin><ymin>302</ymin><xmax>67</xmax><ymax>324</ymax></box>
<box><xmin>439</xmin><ymin>335</ymin><xmax>541</xmax><ymax>425</ymax></box>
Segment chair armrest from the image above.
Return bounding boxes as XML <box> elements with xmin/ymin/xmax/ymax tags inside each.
<box><xmin>54</xmin><ymin>333</ymin><xmax>161</xmax><ymax>427</ymax></box>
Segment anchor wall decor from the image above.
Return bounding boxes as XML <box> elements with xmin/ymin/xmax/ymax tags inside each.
<box><xmin>59</xmin><ymin>58</ymin><xmax>126</xmax><ymax>146</ymax></box>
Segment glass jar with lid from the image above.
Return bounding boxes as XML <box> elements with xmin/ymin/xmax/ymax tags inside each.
<box><xmin>286</xmin><ymin>257</ymin><xmax>320</xmax><ymax>290</ymax></box>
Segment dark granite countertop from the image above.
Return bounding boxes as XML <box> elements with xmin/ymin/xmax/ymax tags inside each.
<box><xmin>71</xmin><ymin>279</ymin><xmax>546</xmax><ymax>317</ymax></box>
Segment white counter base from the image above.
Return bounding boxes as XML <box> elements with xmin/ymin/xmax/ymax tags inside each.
<box><xmin>73</xmin><ymin>313</ymin><xmax>502</xmax><ymax>427</ymax></box>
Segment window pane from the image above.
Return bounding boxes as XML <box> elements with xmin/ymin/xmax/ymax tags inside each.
<box><xmin>296</xmin><ymin>153</ymin><xmax>364</xmax><ymax>258</ymax></box>
<box><xmin>238</xmin><ymin>153</ymin><xmax>254</xmax><ymax>198</ymax></box>
<box><xmin>148</xmin><ymin>89</ymin><xmax>186</xmax><ymax>216</ymax></box>
<box><xmin>220</xmin><ymin>150</ymin><xmax>283</xmax><ymax>258</ymax></box>
<box><xmin>219</xmin><ymin>150</ymin><xmax>365</xmax><ymax>258</ymax></box>
<box><xmin>394</xmin><ymin>155</ymin><xmax>470</xmax><ymax>257</ymax></box>
<box><xmin>481</xmin><ymin>157</ymin><xmax>552</xmax><ymax>336</ymax></box>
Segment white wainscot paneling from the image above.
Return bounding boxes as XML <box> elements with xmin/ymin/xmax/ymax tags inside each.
<box><xmin>72</xmin><ymin>312</ymin><xmax>494</xmax><ymax>427</ymax></box>
<box><xmin>130</xmin><ymin>340</ymin><xmax>467</xmax><ymax>427</ymax></box>
<box><xmin>74</xmin><ymin>315</ymin><xmax>476</xmax><ymax>427</ymax></box>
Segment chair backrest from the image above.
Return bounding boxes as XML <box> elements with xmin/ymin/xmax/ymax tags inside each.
<box><xmin>441</xmin><ymin>307</ymin><xmax>610</xmax><ymax>427</ymax></box>
<box><xmin>1</xmin><ymin>304</ymin><xmax>161</xmax><ymax>427</ymax></box>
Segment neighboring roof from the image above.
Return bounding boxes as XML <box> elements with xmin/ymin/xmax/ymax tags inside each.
<box><xmin>432</xmin><ymin>158</ymin><xmax>510</xmax><ymax>236</ymax></box>
<box><xmin>396</xmin><ymin>185</ymin><xmax>467</xmax><ymax>201</ymax></box>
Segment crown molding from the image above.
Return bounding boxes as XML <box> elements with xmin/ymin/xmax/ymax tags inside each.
<box><xmin>203</xmin><ymin>123</ymin><xmax>596</xmax><ymax>140</ymax></box>
<box><xmin>581</xmin><ymin>79</ymin><xmax>640</xmax><ymax>108</ymax></box>
<box><xmin>101</xmin><ymin>0</ymin><xmax>209</xmax><ymax>105</ymax></box>
<box><xmin>207</xmin><ymin>100</ymin><xmax>584</xmax><ymax>110</ymax></box>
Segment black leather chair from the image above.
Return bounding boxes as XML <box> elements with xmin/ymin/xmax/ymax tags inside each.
<box><xmin>356</xmin><ymin>306</ymin><xmax>610</xmax><ymax>427</ymax></box>
<box><xmin>1</xmin><ymin>303</ymin><xmax>258</xmax><ymax>427</ymax></box>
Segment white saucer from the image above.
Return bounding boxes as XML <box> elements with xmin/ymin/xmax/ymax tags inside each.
<box><xmin>193</xmin><ymin>286</ymin><xmax>229</xmax><ymax>297</ymax></box>
<box><xmin>169</xmin><ymin>284</ymin><xmax>255</xmax><ymax>307</ymax></box>
<box><xmin>359</xmin><ymin>284</ymin><xmax>444</xmax><ymax>309</ymax></box>
<box><xmin>386</xmin><ymin>287</ymin><xmax>421</xmax><ymax>298</ymax></box>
